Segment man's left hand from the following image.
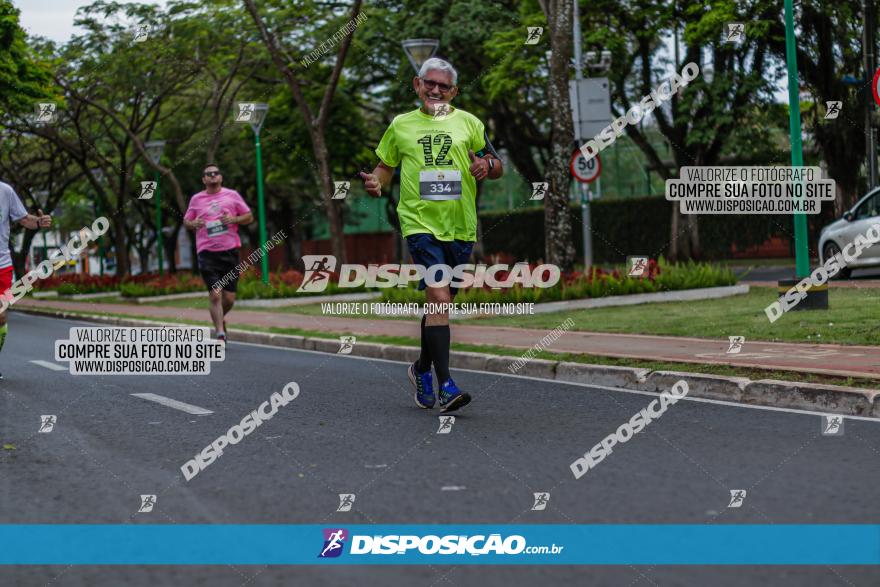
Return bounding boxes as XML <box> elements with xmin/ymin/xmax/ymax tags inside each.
<box><xmin>37</xmin><ymin>209</ymin><xmax>52</xmax><ymax>228</ymax></box>
<box><xmin>220</xmin><ymin>213</ymin><xmax>237</xmax><ymax>225</ymax></box>
<box><xmin>468</xmin><ymin>150</ymin><xmax>489</xmax><ymax>181</ymax></box>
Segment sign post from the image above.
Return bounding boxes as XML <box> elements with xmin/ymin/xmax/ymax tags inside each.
<box><xmin>571</xmin><ymin>150</ymin><xmax>602</xmax><ymax>268</ymax></box>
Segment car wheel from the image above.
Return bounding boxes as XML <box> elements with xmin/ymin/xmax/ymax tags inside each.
<box><xmin>823</xmin><ymin>242</ymin><xmax>852</xmax><ymax>279</ymax></box>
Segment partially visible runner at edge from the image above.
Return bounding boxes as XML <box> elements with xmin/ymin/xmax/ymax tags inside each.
<box><xmin>0</xmin><ymin>181</ymin><xmax>52</xmax><ymax>378</ymax></box>
<box><xmin>360</xmin><ymin>57</ymin><xmax>504</xmax><ymax>413</ymax></box>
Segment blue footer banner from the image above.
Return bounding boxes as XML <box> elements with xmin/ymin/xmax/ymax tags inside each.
<box><xmin>2</xmin><ymin>525</ymin><xmax>878</xmax><ymax>565</ymax></box>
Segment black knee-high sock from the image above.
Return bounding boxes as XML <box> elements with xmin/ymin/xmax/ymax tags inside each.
<box><xmin>416</xmin><ymin>315</ymin><xmax>431</xmax><ymax>372</ymax></box>
<box><xmin>424</xmin><ymin>324</ymin><xmax>451</xmax><ymax>383</ymax></box>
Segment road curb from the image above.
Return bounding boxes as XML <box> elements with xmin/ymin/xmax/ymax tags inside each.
<box><xmin>15</xmin><ymin>306</ymin><xmax>879</xmax><ymax>418</ymax></box>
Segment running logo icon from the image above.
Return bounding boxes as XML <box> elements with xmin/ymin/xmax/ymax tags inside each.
<box><xmin>530</xmin><ymin>182</ymin><xmax>548</xmax><ymax>200</ymax></box>
<box><xmin>38</xmin><ymin>415</ymin><xmax>56</xmax><ymax>433</ymax></box>
<box><xmin>318</xmin><ymin>528</ymin><xmax>348</xmax><ymax>558</ymax></box>
<box><xmin>821</xmin><ymin>415</ymin><xmax>844</xmax><ymax>436</ymax></box>
<box><xmin>531</xmin><ymin>492</ymin><xmax>550</xmax><ymax>511</ymax></box>
<box><xmin>332</xmin><ymin>181</ymin><xmax>350</xmax><ymax>200</ymax></box>
<box><xmin>133</xmin><ymin>24</ymin><xmax>150</xmax><ymax>43</ymax></box>
<box><xmin>525</xmin><ymin>27</ymin><xmax>543</xmax><ymax>45</ymax></box>
<box><xmin>437</xmin><ymin>416</ymin><xmax>455</xmax><ymax>434</ymax></box>
<box><xmin>298</xmin><ymin>255</ymin><xmax>337</xmax><ymax>293</ymax></box>
<box><xmin>336</xmin><ymin>494</ymin><xmax>355</xmax><ymax>512</ymax></box>
<box><xmin>628</xmin><ymin>256</ymin><xmax>648</xmax><ymax>277</ymax></box>
<box><xmin>724</xmin><ymin>23</ymin><xmax>745</xmax><ymax>43</ymax></box>
<box><xmin>139</xmin><ymin>181</ymin><xmax>157</xmax><ymax>200</ymax></box>
<box><xmin>727</xmin><ymin>490</ymin><xmax>746</xmax><ymax>508</ymax></box>
<box><xmin>726</xmin><ymin>336</ymin><xmax>745</xmax><ymax>354</ymax></box>
<box><xmin>236</xmin><ymin>103</ymin><xmax>255</xmax><ymax>122</ymax></box>
<box><xmin>138</xmin><ymin>495</ymin><xmax>156</xmax><ymax>513</ymax></box>
<box><xmin>824</xmin><ymin>101</ymin><xmax>842</xmax><ymax>120</ymax></box>
<box><xmin>338</xmin><ymin>336</ymin><xmax>356</xmax><ymax>355</ymax></box>
<box><xmin>36</xmin><ymin>103</ymin><xmax>57</xmax><ymax>123</ymax></box>
<box><xmin>432</xmin><ymin>103</ymin><xmax>451</xmax><ymax>120</ymax></box>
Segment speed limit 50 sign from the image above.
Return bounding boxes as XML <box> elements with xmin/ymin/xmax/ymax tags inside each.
<box><xmin>571</xmin><ymin>149</ymin><xmax>601</xmax><ymax>183</ymax></box>
<box><xmin>873</xmin><ymin>67</ymin><xmax>880</xmax><ymax>107</ymax></box>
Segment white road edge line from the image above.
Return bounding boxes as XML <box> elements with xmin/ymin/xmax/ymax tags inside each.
<box><xmin>21</xmin><ymin>313</ymin><xmax>877</xmax><ymax>423</ymax></box>
<box><xmin>29</xmin><ymin>359</ymin><xmax>67</xmax><ymax>371</ymax></box>
<box><xmin>131</xmin><ymin>393</ymin><xmax>213</xmax><ymax>415</ymax></box>
<box><xmin>227</xmin><ymin>339</ymin><xmax>880</xmax><ymax>423</ymax></box>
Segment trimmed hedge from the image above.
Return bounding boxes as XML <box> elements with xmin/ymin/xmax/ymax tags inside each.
<box><xmin>380</xmin><ymin>258</ymin><xmax>736</xmax><ymax>304</ymax></box>
<box><xmin>479</xmin><ymin>197</ymin><xmax>832</xmax><ymax>263</ymax></box>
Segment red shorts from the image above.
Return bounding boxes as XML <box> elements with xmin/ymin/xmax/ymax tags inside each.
<box><xmin>0</xmin><ymin>265</ymin><xmax>13</xmax><ymax>303</ymax></box>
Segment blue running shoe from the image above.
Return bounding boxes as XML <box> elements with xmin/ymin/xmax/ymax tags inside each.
<box><xmin>408</xmin><ymin>362</ymin><xmax>435</xmax><ymax>409</ymax></box>
<box><xmin>438</xmin><ymin>378</ymin><xmax>471</xmax><ymax>413</ymax></box>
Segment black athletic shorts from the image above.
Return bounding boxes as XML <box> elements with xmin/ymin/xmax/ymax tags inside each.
<box><xmin>197</xmin><ymin>248</ymin><xmax>240</xmax><ymax>293</ymax></box>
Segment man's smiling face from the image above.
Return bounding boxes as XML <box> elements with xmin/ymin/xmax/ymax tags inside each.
<box><xmin>414</xmin><ymin>69</ymin><xmax>458</xmax><ymax>114</ymax></box>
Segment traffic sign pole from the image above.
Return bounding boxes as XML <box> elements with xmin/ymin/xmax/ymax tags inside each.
<box><xmin>581</xmin><ymin>183</ymin><xmax>591</xmax><ymax>268</ymax></box>
<box><xmin>571</xmin><ymin>149</ymin><xmax>601</xmax><ymax>270</ymax></box>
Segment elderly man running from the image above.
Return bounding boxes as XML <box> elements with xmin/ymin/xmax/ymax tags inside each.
<box><xmin>360</xmin><ymin>57</ymin><xmax>503</xmax><ymax>412</ymax></box>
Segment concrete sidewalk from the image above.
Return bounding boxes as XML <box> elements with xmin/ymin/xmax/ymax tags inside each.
<box><xmin>16</xmin><ymin>298</ymin><xmax>880</xmax><ymax>380</ymax></box>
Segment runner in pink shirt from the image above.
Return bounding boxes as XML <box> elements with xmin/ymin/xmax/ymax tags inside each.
<box><xmin>183</xmin><ymin>163</ymin><xmax>254</xmax><ymax>341</ymax></box>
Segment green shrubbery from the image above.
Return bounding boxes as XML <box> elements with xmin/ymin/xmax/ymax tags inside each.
<box><xmin>118</xmin><ymin>268</ymin><xmax>366</xmax><ymax>299</ymax></box>
<box><xmin>381</xmin><ymin>258</ymin><xmax>736</xmax><ymax>304</ymax></box>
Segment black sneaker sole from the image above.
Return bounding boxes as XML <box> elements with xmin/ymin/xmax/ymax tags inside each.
<box><xmin>440</xmin><ymin>392</ymin><xmax>471</xmax><ymax>413</ymax></box>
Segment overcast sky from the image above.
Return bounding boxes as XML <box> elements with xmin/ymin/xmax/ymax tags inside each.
<box><xmin>15</xmin><ymin>0</ymin><xmax>165</xmax><ymax>43</ymax></box>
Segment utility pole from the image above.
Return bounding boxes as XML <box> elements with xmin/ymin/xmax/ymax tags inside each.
<box><xmin>784</xmin><ymin>0</ymin><xmax>810</xmax><ymax>279</ymax></box>
<box><xmin>864</xmin><ymin>0</ymin><xmax>878</xmax><ymax>189</ymax></box>
<box><xmin>572</xmin><ymin>0</ymin><xmax>592</xmax><ymax>269</ymax></box>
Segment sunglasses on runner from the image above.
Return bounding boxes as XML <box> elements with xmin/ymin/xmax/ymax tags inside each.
<box><xmin>421</xmin><ymin>78</ymin><xmax>454</xmax><ymax>93</ymax></box>
<box><xmin>203</xmin><ymin>171</ymin><xmax>222</xmax><ymax>177</ymax></box>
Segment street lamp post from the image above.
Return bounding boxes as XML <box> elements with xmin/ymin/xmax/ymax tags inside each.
<box><xmin>401</xmin><ymin>38</ymin><xmax>439</xmax><ymax>74</ymax></box>
<box><xmin>237</xmin><ymin>103</ymin><xmax>270</xmax><ymax>284</ymax></box>
<box><xmin>400</xmin><ymin>39</ymin><xmax>440</xmax><ymax>262</ymax></box>
<box><xmin>144</xmin><ymin>140</ymin><xmax>166</xmax><ymax>276</ymax></box>
<box><xmin>783</xmin><ymin>0</ymin><xmax>810</xmax><ymax>280</ymax></box>
<box><xmin>89</xmin><ymin>171</ymin><xmax>106</xmax><ymax>276</ymax></box>
<box><xmin>33</xmin><ymin>189</ymin><xmax>50</xmax><ymax>265</ymax></box>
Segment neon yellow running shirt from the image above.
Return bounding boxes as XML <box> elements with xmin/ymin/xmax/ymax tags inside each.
<box><xmin>375</xmin><ymin>107</ymin><xmax>486</xmax><ymax>242</ymax></box>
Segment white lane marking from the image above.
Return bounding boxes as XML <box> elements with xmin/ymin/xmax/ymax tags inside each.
<box><xmin>365</xmin><ymin>464</ymin><xmax>388</xmax><ymax>469</ymax></box>
<box><xmin>441</xmin><ymin>486</ymin><xmax>466</xmax><ymax>491</ymax></box>
<box><xmin>30</xmin><ymin>360</ymin><xmax>67</xmax><ymax>371</ymax></box>
<box><xmin>131</xmin><ymin>393</ymin><xmax>213</xmax><ymax>415</ymax></box>
<box><xmin>228</xmin><ymin>339</ymin><xmax>880</xmax><ymax>423</ymax></box>
<box><xmin>27</xmin><ymin>312</ymin><xmax>877</xmax><ymax>424</ymax></box>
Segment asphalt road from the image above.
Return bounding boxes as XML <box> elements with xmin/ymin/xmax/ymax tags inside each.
<box><xmin>2</xmin><ymin>312</ymin><xmax>878</xmax><ymax>586</ymax></box>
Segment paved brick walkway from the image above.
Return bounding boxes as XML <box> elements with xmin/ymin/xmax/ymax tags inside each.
<box><xmin>16</xmin><ymin>298</ymin><xmax>880</xmax><ymax>380</ymax></box>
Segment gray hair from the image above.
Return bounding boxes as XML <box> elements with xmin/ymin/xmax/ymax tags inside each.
<box><xmin>418</xmin><ymin>57</ymin><xmax>458</xmax><ymax>86</ymax></box>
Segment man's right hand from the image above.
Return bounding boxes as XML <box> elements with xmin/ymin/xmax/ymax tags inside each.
<box><xmin>359</xmin><ymin>171</ymin><xmax>382</xmax><ymax>197</ymax></box>
<box><xmin>189</xmin><ymin>218</ymin><xmax>206</xmax><ymax>229</ymax></box>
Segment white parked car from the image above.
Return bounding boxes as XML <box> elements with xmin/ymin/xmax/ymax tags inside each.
<box><xmin>818</xmin><ymin>189</ymin><xmax>880</xmax><ymax>279</ymax></box>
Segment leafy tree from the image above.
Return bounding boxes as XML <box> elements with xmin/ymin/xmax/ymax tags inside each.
<box><xmin>0</xmin><ymin>0</ymin><xmax>54</xmax><ymax>113</ymax></box>
<box><xmin>244</xmin><ymin>0</ymin><xmax>364</xmax><ymax>264</ymax></box>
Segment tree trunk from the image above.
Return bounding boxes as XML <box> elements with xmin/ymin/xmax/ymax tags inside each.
<box><xmin>669</xmin><ymin>206</ymin><xmax>681</xmax><ymax>261</ymax></box>
<box><xmin>111</xmin><ymin>214</ymin><xmax>130</xmax><ymax>276</ymax></box>
<box><xmin>313</xmin><ymin>133</ymin><xmax>346</xmax><ymax>263</ymax></box>
<box><xmin>542</xmin><ymin>0</ymin><xmax>577</xmax><ymax>271</ymax></box>
<box><xmin>686</xmin><ymin>214</ymin><xmax>701</xmax><ymax>259</ymax></box>
<box><xmin>164</xmin><ymin>222</ymin><xmax>181</xmax><ymax>273</ymax></box>
<box><xmin>11</xmin><ymin>230</ymin><xmax>35</xmax><ymax>277</ymax></box>
<box><xmin>278</xmin><ymin>198</ymin><xmax>294</xmax><ymax>269</ymax></box>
